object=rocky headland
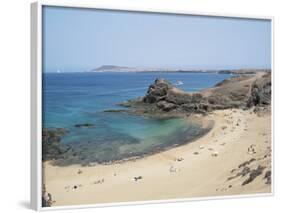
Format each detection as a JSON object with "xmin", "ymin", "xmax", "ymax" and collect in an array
[{"xmin": 119, "ymin": 72, "xmax": 271, "ymax": 115}]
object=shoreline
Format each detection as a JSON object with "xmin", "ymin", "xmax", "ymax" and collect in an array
[
  {"xmin": 43, "ymin": 108, "xmax": 271, "ymax": 206},
  {"xmin": 44, "ymin": 114, "xmax": 213, "ymax": 167}
]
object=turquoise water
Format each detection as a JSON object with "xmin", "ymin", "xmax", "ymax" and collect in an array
[{"xmin": 43, "ymin": 72, "xmax": 230, "ymax": 164}]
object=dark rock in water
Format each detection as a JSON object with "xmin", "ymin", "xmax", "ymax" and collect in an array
[
  {"xmin": 42, "ymin": 128, "xmax": 70, "ymax": 161},
  {"xmin": 51, "ymin": 131, "xmax": 143, "ymax": 166},
  {"xmin": 103, "ymin": 109, "xmax": 129, "ymax": 113},
  {"xmin": 74, "ymin": 123, "xmax": 95, "ymax": 128}
]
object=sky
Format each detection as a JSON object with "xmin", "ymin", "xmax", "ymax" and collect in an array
[{"xmin": 43, "ymin": 6, "xmax": 271, "ymax": 72}]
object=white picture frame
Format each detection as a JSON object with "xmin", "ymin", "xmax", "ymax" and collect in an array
[{"xmin": 31, "ymin": 1, "xmax": 274, "ymax": 211}]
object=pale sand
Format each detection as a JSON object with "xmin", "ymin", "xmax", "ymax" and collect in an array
[{"xmin": 43, "ymin": 109, "xmax": 272, "ymax": 206}]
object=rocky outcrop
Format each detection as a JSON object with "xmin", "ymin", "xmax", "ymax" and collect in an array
[
  {"xmin": 42, "ymin": 185, "xmax": 53, "ymax": 207},
  {"xmin": 247, "ymin": 73, "xmax": 271, "ymax": 107},
  {"xmin": 143, "ymin": 79, "xmax": 173, "ymax": 103},
  {"xmin": 122, "ymin": 72, "xmax": 271, "ymax": 115},
  {"xmin": 42, "ymin": 128, "xmax": 70, "ymax": 161},
  {"xmin": 141, "ymin": 78, "xmax": 209, "ymax": 114}
]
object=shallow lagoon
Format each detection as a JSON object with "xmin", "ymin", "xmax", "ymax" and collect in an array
[{"xmin": 43, "ymin": 72, "xmax": 230, "ymax": 164}]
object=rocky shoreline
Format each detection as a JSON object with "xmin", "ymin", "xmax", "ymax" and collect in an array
[
  {"xmin": 42, "ymin": 128, "xmax": 70, "ymax": 162},
  {"xmin": 42, "ymin": 117, "xmax": 213, "ymax": 167}
]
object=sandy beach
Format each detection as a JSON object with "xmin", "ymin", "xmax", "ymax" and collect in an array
[{"xmin": 43, "ymin": 108, "xmax": 272, "ymax": 206}]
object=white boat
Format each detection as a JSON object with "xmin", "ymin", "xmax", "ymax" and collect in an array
[
  {"xmin": 57, "ymin": 69, "xmax": 61, "ymax": 73},
  {"xmin": 175, "ymin": 80, "xmax": 184, "ymax": 86}
]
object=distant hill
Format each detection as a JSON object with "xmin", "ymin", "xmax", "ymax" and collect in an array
[
  {"xmin": 91, "ymin": 65, "xmax": 217, "ymax": 73},
  {"xmin": 92, "ymin": 65, "xmax": 133, "ymax": 72},
  {"xmin": 91, "ymin": 65, "xmax": 271, "ymax": 74}
]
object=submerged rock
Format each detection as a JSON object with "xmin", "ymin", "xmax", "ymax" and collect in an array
[
  {"xmin": 103, "ymin": 109, "xmax": 129, "ymax": 113},
  {"xmin": 42, "ymin": 128, "xmax": 70, "ymax": 161},
  {"xmin": 74, "ymin": 123, "xmax": 95, "ymax": 128}
]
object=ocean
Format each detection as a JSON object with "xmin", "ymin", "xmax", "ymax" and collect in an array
[{"xmin": 43, "ymin": 72, "xmax": 231, "ymax": 164}]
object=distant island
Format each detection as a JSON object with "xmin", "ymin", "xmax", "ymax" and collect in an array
[
  {"xmin": 92, "ymin": 65, "xmax": 132, "ymax": 72},
  {"xmin": 90, "ymin": 65, "xmax": 271, "ymax": 74}
]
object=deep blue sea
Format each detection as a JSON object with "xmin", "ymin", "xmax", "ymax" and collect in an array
[{"xmin": 43, "ymin": 72, "xmax": 231, "ymax": 164}]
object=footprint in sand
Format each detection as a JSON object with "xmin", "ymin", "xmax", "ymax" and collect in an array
[
  {"xmin": 211, "ymin": 151, "xmax": 219, "ymax": 157},
  {"xmin": 133, "ymin": 176, "xmax": 143, "ymax": 182},
  {"xmin": 175, "ymin": 157, "xmax": 184, "ymax": 162},
  {"xmin": 91, "ymin": 178, "xmax": 105, "ymax": 185},
  {"xmin": 65, "ymin": 184, "xmax": 82, "ymax": 192},
  {"xmin": 216, "ymin": 185, "xmax": 232, "ymax": 192},
  {"xmin": 72, "ymin": 184, "xmax": 82, "ymax": 190},
  {"xmin": 65, "ymin": 186, "xmax": 70, "ymax": 192},
  {"xmin": 247, "ymin": 144, "xmax": 256, "ymax": 155},
  {"xmin": 169, "ymin": 166, "xmax": 180, "ymax": 173},
  {"xmin": 221, "ymin": 126, "xmax": 227, "ymax": 130}
]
